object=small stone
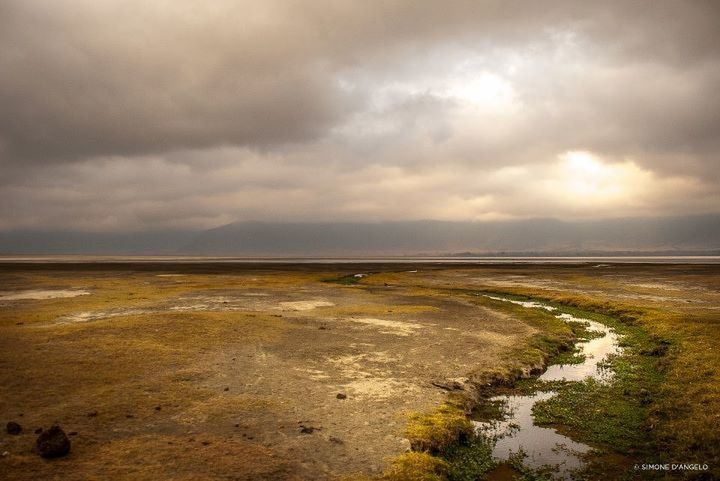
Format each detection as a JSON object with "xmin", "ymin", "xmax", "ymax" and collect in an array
[
  {"xmin": 34, "ymin": 428, "xmax": 43, "ymax": 434},
  {"xmin": 329, "ymin": 436, "xmax": 344, "ymax": 444},
  {"xmin": 224, "ymin": 387, "xmax": 229, "ymax": 392},
  {"xmin": 155, "ymin": 406, "xmax": 162, "ymax": 411},
  {"xmin": 68, "ymin": 431, "xmax": 78, "ymax": 436},
  {"xmin": 299, "ymin": 426, "xmax": 316, "ymax": 434},
  {"xmin": 234, "ymin": 423, "xmax": 240, "ymax": 428},
  {"xmin": 336, "ymin": 393, "xmax": 347, "ymax": 400},
  {"xmin": 6, "ymin": 422, "xmax": 22, "ymax": 435},
  {"xmin": 1, "ymin": 451, "xmax": 8, "ymax": 457},
  {"xmin": 125, "ymin": 414, "xmax": 134, "ymax": 419},
  {"xmin": 201, "ymin": 441, "xmax": 211, "ymax": 446},
  {"xmin": 87, "ymin": 411, "xmax": 98, "ymax": 417},
  {"xmin": 36, "ymin": 425, "xmax": 71, "ymax": 458}
]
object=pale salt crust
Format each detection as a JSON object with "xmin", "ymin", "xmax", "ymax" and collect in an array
[
  {"xmin": 0, "ymin": 289, "xmax": 90, "ymax": 300},
  {"xmin": 277, "ymin": 300, "xmax": 335, "ymax": 311}
]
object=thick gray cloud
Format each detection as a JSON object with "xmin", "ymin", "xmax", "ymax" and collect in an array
[{"xmin": 0, "ymin": 0, "xmax": 719, "ymax": 230}]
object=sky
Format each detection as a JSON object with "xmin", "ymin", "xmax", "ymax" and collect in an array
[{"xmin": 1, "ymin": 1, "xmax": 719, "ymax": 232}]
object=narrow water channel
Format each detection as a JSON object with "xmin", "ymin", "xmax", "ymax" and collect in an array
[{"xmin": 474, "ymin": 296, "xmax": 623, "ymax": 479}]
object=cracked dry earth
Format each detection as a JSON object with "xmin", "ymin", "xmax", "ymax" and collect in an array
[{"xmin": 0, "ymin": 264, "xmax": 538, "ymax": 481}]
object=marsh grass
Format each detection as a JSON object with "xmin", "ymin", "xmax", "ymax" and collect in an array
[
  {"xmin": 322, "ymin": 274, "xmax": 363, "ymax": 285},
  {"xmin": 474, "ymin": 287, "xmax": 720, "ymax": 479},
  {"xmin": 382, "ymin": 452, "xmax": 449, "ymax": 481}
]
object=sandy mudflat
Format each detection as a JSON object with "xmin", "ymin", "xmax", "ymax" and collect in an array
[{"xmin": 0, "ymin": 262, "xmax": 718, "ymax": 480}]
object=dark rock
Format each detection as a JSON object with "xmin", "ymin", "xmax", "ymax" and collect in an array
[
  {"xmin": 224, "ymin": 387, "xmax": 229, "ymax": 392},
  {"xmin": 34, "ymin": 428, "xmax": 43, "ymax": 434},
  {"xmin": 36, "ymin": 425, "xmax": 70, "ymax": 458},
  {"xmin": 68, "ymin": 431, "xmax": 78, "ymax": 436},
  {"xmin": 87, "ymin": 411, "xmax": 98, "ymax": 417},
  {"xmin": 299, "ymin": 426, "xmax": 317, "ymax": 434},
  {"xmin": 155, "ymin": 406, "xmax": 162, "ymax": 411},
  {"xmin": 639, "ymin": 388, "xmax": 653, "ymax": 405},
  {"xmin": 336, "ymin": 393, "xmax": 347, "ymax": 400},
  {"xmin": 6, "ymin": 421, "xmax": 22, "ymax": 435},
  {"xmin": 649, "ymin": 344, "xmax": 668, "ymax": 356},
  {"xmin": 125, "ymin": 414, "xmax": 134, "ymax": 419},
  {"xmin": 201, "ymin": 441, "xmax": 211, "ymax": 446},
  {"xmin": 329, "ymin": 436, "xmax": 344, "ymax": 444}
]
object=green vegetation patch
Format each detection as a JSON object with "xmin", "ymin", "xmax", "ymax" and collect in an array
[
  {"xmin": 439, "ymin": 436, "xmax": 496, "ymax": 481},
  {"xmin": 322, "ymin": 274, "xmax": 364, "ymax": 285},
  {"xmin": 382, "ymin": 452, "xmax": 449, "ymax": 481}
]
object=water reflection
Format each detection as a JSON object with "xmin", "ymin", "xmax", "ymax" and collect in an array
[{"xmin": 474, "ymin": 297, "xmax": 623, "ymax": 479}]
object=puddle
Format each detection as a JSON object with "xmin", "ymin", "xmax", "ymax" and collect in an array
[
  {"xmin": 474, "ymin": 296, "xmax": 623, "ymax": 479},
  {"xmin": 0, "ymin": 289, "xmax": 90, "ymax": 300},
  {"xmin": 541, "ymin": 314, "xmax": 620, "ymax": 382},
  {"xmin": 485, "ymin": 295, "xmax": 557, "ymax": 312}
]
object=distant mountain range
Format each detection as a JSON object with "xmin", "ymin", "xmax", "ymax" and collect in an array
[{"xmin": 1, "ymin": 215, "xmax": 719, "ymax": 256}]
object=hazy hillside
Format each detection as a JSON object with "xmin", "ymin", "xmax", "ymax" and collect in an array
[
  {"xmin": 2, "ymin": 215, "xmax": 718, "ymax": 256},
  {"xmin": 183, "ymin": 216, "xmax": 720, "ymax": 256}
]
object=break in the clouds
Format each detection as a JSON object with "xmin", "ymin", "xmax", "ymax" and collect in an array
[{"xmin": 1, "ymin": 0, "xmax": 719, "ymax": 230}]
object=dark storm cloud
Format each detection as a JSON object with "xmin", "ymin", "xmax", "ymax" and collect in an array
[{"xmin": 0, "ymin": 0, "xmax": 719, "ymax": 229}]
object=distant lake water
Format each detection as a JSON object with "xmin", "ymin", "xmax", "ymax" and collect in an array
[{"xmin": 1, "ymin": 256, "xmax": 719, "ymax": 264}]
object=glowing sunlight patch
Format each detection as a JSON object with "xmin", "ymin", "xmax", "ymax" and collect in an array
[
  {"xmin": 544, "ymin": 151, "xmax": 655, "ymax": 210},
  {"xmin": 446, "ymin": 72, "xmax": 516, "ymax": 111}
]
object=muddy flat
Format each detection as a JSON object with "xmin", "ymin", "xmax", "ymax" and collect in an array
[{"xmin": 0, "ymin": 262, "xmax": 718, "ymax": 480}]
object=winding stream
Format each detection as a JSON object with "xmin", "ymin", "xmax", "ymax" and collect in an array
[{"xmin": 474, "ymin": 296, "xmax": 623, "ymax": 479}]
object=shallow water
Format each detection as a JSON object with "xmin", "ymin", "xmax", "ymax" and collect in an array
[
  {"xmin": 540, "ymin": 314, "xmax": 621, "ymax": 382},
  {"xmin": 479, "ymin": 392, "xmax": 590, "ymax": 474},
  {"xmin": 474, "ymin": 296, "xmax": 622, "ymax": 478},
  {"xmin": 2, "ymin": 255, "xmax": 719, "ymax": 264}
]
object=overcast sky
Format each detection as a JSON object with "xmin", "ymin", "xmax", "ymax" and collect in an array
[{"xmin": 1, "ymin": 1, "xmax": 719, "ymax": 231}]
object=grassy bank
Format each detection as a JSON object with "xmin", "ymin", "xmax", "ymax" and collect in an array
[
  {"xmin": 379, "ymin": 285, "xmax": 718, "ymax": 480},
  {"xmin": 488, "ymin": 288, "xmax": 719, "ymax": 480}
]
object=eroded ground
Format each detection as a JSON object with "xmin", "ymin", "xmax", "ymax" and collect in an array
[
  {"xmin": 0, "ymin": 264, "xmax": 539, "ymax": 480},
  {"xmin": 0, "ymin": 262, "xmax": 718, "ymax": 480}
]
